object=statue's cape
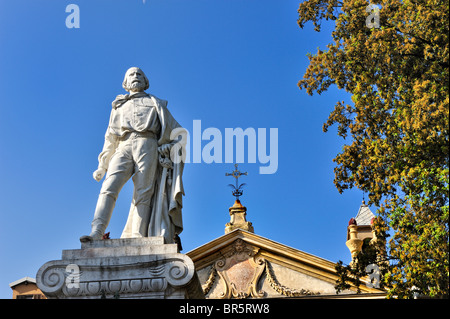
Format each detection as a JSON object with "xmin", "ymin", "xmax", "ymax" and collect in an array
[
  {"xmin": 120, "ymin": 94, "xmax": 186, "ymax": 243},
  {"xmin": 111, "ymin": 91, "xmax": 149, "ymax": 109}
]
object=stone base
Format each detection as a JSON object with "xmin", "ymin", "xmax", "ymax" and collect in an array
[{"xmin": 36, "ymin": 237, "xmax": 204, "ymax": 299}]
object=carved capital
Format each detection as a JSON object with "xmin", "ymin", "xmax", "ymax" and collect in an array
[{"xmin": 37, "ymin": 253, "xmax": 202, "ymax": 299}]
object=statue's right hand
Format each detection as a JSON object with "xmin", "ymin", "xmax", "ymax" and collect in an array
[{"xmin": 93, "ymin": 168, "xmax": 106, "ymax": 182}]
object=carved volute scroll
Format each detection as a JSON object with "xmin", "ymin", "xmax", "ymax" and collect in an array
[{"xmin": 215, "ymin": 239, "xmax": 265, "ymax": 299}]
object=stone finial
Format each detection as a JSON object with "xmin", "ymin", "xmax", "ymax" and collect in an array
[{"xmin": 225, "ymin": 200, "xmax": 254, "ymax": 234}]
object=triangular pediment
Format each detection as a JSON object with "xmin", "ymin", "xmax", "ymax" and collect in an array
[{"xmin": 186, "ymin": 229, "xmax": 384, "ymax": 299}]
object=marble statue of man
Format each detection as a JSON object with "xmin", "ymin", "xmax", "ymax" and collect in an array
[{"xmin": 80, "ymin": 67, "xmax": 186, "ymax": 244}]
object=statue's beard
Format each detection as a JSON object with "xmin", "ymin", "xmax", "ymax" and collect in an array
[{"xmin": 128, "ymin": 81, "xmax": 146, "ymax": 92}]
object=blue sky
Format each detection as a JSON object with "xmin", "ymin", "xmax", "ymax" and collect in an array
[{"xmin": 0, "ymin": 0, "xmax": 373, "ymax": 298}]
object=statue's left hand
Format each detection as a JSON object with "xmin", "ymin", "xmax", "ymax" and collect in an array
[{"xmin": 158, "ymin": 144, "xmax": 171, "ymax": 158}]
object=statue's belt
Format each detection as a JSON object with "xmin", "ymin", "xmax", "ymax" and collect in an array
[{"xmin": 118, "ymin": 131, "xmax": 157, "ymax": 141}]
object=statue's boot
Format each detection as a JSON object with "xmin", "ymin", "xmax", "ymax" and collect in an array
[
  {"xmin": 80, "ymin": 194, "xmax": 115, "ymax": 243},
  {"xmin": 130, "ymin": 203, "xmax": 151, "ymax": 238}
]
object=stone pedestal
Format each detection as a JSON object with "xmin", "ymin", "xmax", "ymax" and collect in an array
[{"xmin": 36, "ymin": 237, "xmax": 204, "ymax": 299}]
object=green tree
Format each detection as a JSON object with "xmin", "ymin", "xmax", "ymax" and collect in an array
[{"xmin": 297, "ymin": 0, "xmax": 449, "ymax": 298}]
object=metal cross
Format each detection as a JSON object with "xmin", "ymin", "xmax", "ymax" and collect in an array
[{"xmin": 226, "ymin": 164, "xmax": 248, "ymax": 200}]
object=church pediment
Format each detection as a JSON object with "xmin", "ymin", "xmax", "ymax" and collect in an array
[{"xmin": 187, "ymin": 229, "xmax": 383, "ymax": 299}]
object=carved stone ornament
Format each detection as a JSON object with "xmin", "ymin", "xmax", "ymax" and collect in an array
[
  {"xmin": 201, "ymin": 239, "xmax": 321, "ymax": 299},
  {"xmin": 264, "ymin": 260, "xmax": 318, "ymax": 297},
  {"xmin": 36, "ymin": 237, "xmax": 204, "ymax": 299},
  {"xmin": 215, "ymin": 239, "xmax": 265, "ymax": 299},
  {"xmin": 346, "ymin": 224, "xmax": 364, "ymax": 259}
]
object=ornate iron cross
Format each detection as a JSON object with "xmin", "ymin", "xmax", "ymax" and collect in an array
[{"xmin": 226, "ymin": 164, "xmax": 248, "ymax": 200}]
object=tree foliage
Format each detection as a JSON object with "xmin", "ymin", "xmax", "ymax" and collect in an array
[{"xmin": 298, "ymin": 0, "xmax": 449, "ymax": 298}]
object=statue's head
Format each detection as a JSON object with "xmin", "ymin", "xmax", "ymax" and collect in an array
[{"xmin": 122, "ymin": 67, "xmax": 149, "ymax": 92}]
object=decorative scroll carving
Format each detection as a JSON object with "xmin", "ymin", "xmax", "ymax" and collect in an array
[
  {"xmin": 165, "ymin": 259, "xmax": 192, "ymax": 287},
  {"xmin": 264, "ymin": 260, "xmax": 319, "ymax": 297},
  {"xmin": 37, "ymin": 255, "xmax": 200, "ymax": 299},
  {"xmin": 215, "ymin": 239, "xmax": 265, "ymax": 299},
  {"xmin": 202, "ymin": 265, "xmax": 217, "ymax": 295},
  {"xmin": 200, "ymin": 241, "xmax": 321, "ymax": 298},
  {"xmin": 38, "ymin": 266, "xmax": 66, "ymax": 295}
]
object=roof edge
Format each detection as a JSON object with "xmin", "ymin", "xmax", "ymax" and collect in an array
[{"xmin": 9, "ymin": 276, "xmax": 36, "ymax": 288}]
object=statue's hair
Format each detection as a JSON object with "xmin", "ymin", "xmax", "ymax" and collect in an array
[{"xmin": 122, "ymin": 67, "xmax": 149, "ymax": 92}]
